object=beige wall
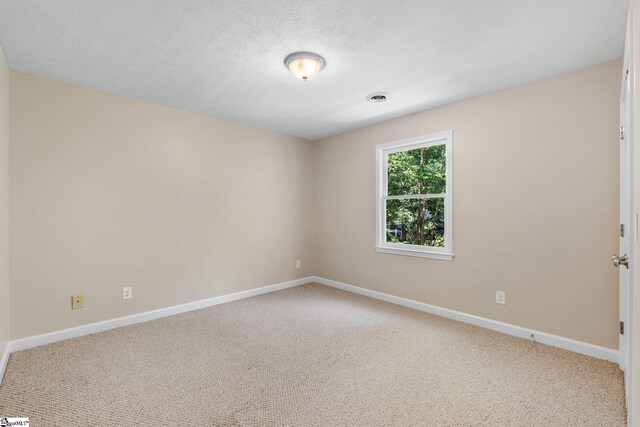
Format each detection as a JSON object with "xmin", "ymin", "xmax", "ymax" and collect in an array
[
  {"xmin": 314, "ymin": 60, "xmax": 621, "ymax": 350},
  {"xmin": 0, "ymin": 47, "xmax": 10, "ymax": 356},
  {"xmin": 9, "ymin": 72, "xmax": 314, "ymax": 339}
]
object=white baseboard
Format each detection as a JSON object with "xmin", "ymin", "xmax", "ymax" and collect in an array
[
  {"xmin": 0, "ymin": 341, "xmax": 10, "ymax": 383},
  {"xmin": 1, "ymin": 274, "xmax": 618, "ymax": 385},
  {"xmin": 311, "ymin": 276, "xmax": 620, "ymax": 364},
  {"xmin": 9, "ymin": 276, "xmax": 315, "ymax": 353}
]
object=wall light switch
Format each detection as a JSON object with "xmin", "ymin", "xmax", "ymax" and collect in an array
[
  {"xmin": 123, "ymin": 286, "xmax": 133, "ymax": 300},
  {"xmin": 71, "ymin": 295, "xmax": 84, "ymax": 309}
]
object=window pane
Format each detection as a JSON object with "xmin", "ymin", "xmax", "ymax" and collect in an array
[
  {"xmin": 386, "ymin": 198, "xmax": 445, "ymax": 247},
  {"xmin": 387, "ymin": 144, "xmax": 446, "ymax": 196}
]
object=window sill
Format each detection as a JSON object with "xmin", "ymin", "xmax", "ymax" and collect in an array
[{"xmin": 375, "ymin": 246, "xmax": 454, "ymax": 261}]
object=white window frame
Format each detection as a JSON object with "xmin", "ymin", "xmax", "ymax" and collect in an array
[{"xmin": 375, "ymin": 130, "xmax": 453, "ymax": 261}]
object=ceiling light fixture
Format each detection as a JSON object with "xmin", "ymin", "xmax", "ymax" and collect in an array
[
  {"xmin": 284, "ymin": 52, "xmax": 325, "ymax": 81},
  {"xmin": 366, "ymin": 92, "xmax": 389, "ymax": 103}
]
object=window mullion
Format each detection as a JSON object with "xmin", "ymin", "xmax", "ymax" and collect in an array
[{"xmin": 383, "ymin": 194, "xmax": 445, "ymax": 201}]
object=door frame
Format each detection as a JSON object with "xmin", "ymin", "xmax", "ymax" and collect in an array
[{"xmin": 622, "ymin": 10, "xmax": 636, "ymax": 424}]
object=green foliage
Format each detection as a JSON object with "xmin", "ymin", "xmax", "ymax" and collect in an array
[
  {"xmin": 387, "ymin": 145, "xmax": 446, "ymax": 196},
  {"xmin": 386, "ymin": 145, "xmax": 446, "ymax": 247}
]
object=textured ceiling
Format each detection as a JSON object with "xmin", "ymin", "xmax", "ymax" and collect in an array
[{"xmin": 0, "ymin": 0, "xmax": 628, "ymax": 140}]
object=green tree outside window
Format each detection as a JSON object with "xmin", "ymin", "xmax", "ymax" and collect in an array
[{"xmin": 386, "ymin": 144, "xmax": 446, "ymax": 247}]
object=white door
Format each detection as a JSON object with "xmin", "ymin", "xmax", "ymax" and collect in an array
[{"xmin": 617, "ymin": 24, "xmax": 633, "ymax": 408}]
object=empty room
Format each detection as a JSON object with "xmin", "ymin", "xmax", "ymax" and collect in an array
[{"xmin": 1, "ymin": 0, "xmax": 640, "ymax": 426}]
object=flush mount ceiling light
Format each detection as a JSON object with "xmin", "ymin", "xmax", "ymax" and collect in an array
[
  {"xmin": 284, "ymin": 52, "xmax": 325, "ymax": 81},
  {"xmin": 366, "ymin": 92, "xmax": 389, "ymax": 103}
]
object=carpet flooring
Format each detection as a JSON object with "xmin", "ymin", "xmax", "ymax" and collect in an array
[{"xmin": 0, "ymin": 283, "xmax": 626, "ymax": 426}]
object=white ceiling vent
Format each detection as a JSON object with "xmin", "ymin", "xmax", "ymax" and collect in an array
[{"xmin": 366, "ymin": 92, "xmax": 389, "ymax": 103}]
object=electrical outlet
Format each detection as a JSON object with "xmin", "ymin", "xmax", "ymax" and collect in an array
[
  {"xmin": 71, "ymin": 295, "xmax": 84, "ymax": 309},
  {"xmin": 496, "ymin": 291, "xmax": 506, "ymax": 305},
  {"xmin": 296, "ymin": 259, "xmax": 301, "ymax": 269},
  {"xmin": 122, "ymin": 286, "xmax": 133, "ymax": 300}
]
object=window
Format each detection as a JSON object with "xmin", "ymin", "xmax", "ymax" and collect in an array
[{"xmin": 375, "ymin": 130, "xmax": 453, "ymax": 260}]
